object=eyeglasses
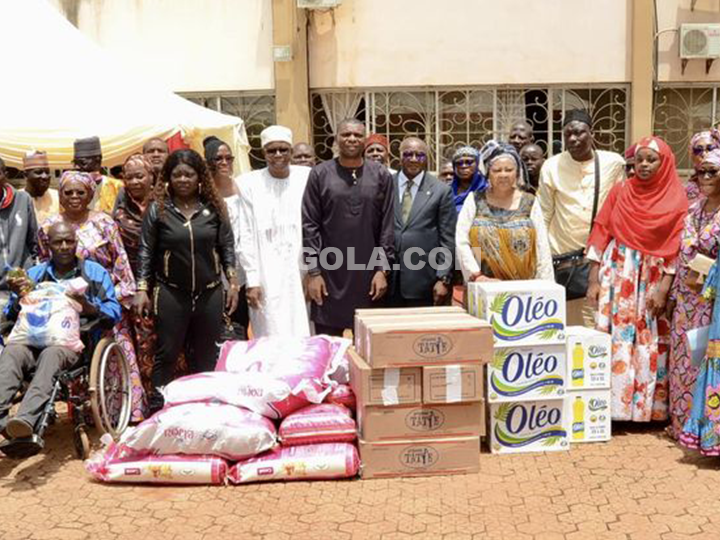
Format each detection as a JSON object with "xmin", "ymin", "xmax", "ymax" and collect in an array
[
  {"xmin": 692, "ymin": 144, "xmax": 719, "ymax": 156},
  {"xmin": 455, "ymin": 159, "xmax": 476, "ymax": 167},
  {"xmin": 215, "ymin": 155, "xmax": 234, "ymax": 163},
  {"xmin": 699, "ymin": 168, "xmax": 720, "ymax": 177},
  {"xmin": 265, "ymin": 147, "xmax": 291, "ymax": 156},
  {"xmin": 401, "ymin": 151, "xmax": 427, "ymax": 161}
]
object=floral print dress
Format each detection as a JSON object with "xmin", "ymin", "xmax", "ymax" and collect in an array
[
  {"xmin": 596, "ymin": 239, "xmax": 672, "ymax": 421},
  {"xmin": 667, "ymin": 200, "xmax": 720, "ymax": 438},
  {"xmin": 38, "ymin": 211, "xmax": 146, "ymax": 421},
  {"xmin": 680, "ymin": 261, "xmax": 720, "ymax": 455}
]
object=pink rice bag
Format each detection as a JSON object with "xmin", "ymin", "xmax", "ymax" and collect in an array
[
  {"xmin": 228, "ymin": 443, "xmax": 359, "ymax": 484},
  {"xmin": 86, "ymin": 442, "xmax": 227, "ymax": 485},
  {"xmin": 117, "ymin": 402, "xmax": 277, "ymax": 461},
  {"xmin": 279, "ymin": 404, "xmax": 356, "ymax": 446},
  {"xmin": 161, "ymin": 371, "xmax": 294, "ymax": 420},
  {"xmin": 215, "ymin": 336, "xmax": 351, "ymax": 418},
  {"xmin": 325, "ymin": 384, "xmax": 356, "ymax": 412}
]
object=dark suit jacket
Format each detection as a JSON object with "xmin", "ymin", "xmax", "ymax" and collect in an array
[{"xmin": 392, "ymin": 171, "xmax": 457, "ymax": 301}]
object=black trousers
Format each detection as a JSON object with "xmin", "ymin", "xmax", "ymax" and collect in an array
[
  {"xmin": 152, "ymin": 283, "xmax": 224, "ymax": 391},
  {"xmin": 313, "ymin": 322, "xmax": 345, "ymax": 337}
]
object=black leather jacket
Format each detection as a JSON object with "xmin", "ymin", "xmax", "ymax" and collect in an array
[{"xmin": 137, "ymin": 200, "xmax": 236, "ymax": 293}]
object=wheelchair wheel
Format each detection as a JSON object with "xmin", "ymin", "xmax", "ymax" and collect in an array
[
  {"xmin": 89, "ymin": 337, "xmax": 132, "ymax": 439},
  {"xmin": 74, "ymin": 425, "xmax": 91, "ymax": 460}
]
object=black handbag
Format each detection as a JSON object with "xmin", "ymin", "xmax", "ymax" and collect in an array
[{"xmin": 552, "ymin": 152, "xmax": 600, "ymax": 301}]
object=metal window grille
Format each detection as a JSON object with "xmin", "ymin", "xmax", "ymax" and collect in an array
[
  {"xmin": 311, "ymin": 85, "xmax": 629, "ymax": 171},
  {"xmin": 180, "ymin": 92, "xmax": 276, "ymax": 169},
  {"xmin": 653, "ymin": 85, "xmax": 720, "ymax": 173}
]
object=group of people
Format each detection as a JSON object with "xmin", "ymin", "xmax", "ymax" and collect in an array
[{"xmin": 1, "ymin": 107, "xmax": 719, "ymax": 459}]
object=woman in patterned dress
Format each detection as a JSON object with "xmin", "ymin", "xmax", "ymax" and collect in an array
[
  {"xmin": 586, "ymin": 137, "xmax": 688, "ymax": 422},
  {"xmin": 667, "ymin": 150, "xmax": 720, "ymax": 438},
  {"xmin": 38, "ymin": 171, "xmax": 145, "ymax": 421},
  {"xmin": 456, "ymin": 141, "xmax": 554, "ymax": 283},
  {"xmin": 685, "ymin": 129, "xmax": 720, "ymax": 203}
]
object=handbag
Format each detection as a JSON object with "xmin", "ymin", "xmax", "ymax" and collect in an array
[{"xmin": 552, "ymin": 151, "xmax": 600, "ymax": 301}]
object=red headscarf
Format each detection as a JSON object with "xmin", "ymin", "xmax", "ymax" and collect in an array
[
  {"xmin": 365, "ymin": 133, "xmax": 389, "ymax": 151},
  {"xmin": 590, "ymin": 136, "xmax": 688, "ymax": 261}
]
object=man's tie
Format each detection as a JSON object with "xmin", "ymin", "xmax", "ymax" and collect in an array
[{"xmin": 401, "ymin": 181, "xmax": 413, "ymax": 224}]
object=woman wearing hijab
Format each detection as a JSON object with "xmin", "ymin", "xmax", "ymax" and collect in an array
[
  {"xmin": 586, "ymin": 137, "xmax": 688, "ymax": 422},
  {"xmin": 451, "ymin": 146, "xmax": 487, "ymax": 213},
  {"xmin": 456, "ymin": 141, "xmax": 553, "ymax": 283},
  {"xmin": 667, "ymin": 149, "xmax": 720, "ymax": 440},
  {"xmin": 686, "ymin": 129, "xmax": 720, "ymax": 202},
  {"xmin": 38, "ymin": 171, "xmax": 145, "ymax": 421}
]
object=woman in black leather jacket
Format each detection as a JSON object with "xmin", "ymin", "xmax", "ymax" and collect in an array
[{"xmin": 134, "ymin": 149, "xmax": 239, "ymax": 412}]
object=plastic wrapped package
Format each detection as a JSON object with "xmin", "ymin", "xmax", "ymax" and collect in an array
[
  {"xmin": 279, "ymin": 404, "xmax": 356, "ymax": 446},
  {"xmin": 161, "ymin": 371, "xmax": 294, "ymax": 420},
  {"xmin": 228, "ymin": 443, "xmax": 360, "ymax": 484},
  {"xmin": 215, "ymin": 336, "xmax": 351, "ymax": 418},
  {"xmin": 325, "ymin": 384, "xmax": 356, "ymax": 412},
  {"xmin": 117, "ymin": 402, "xmax": 277, "ymax": 461}
]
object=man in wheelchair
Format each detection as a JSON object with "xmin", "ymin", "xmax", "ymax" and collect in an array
[{"xmin": 0, "ymin": 222, "xmax": 121, "ymax": 458}]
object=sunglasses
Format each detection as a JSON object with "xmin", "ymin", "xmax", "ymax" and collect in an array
[
  {"xmin": 692, "ymin": 144, "xmax": 719, "ymax": 156},
  {"xmin": 699, "ymin": 168, "xmax": 720, "ymax": 177},
  {"xmin": 402, "ymin": 151, "xmax": 427, "ymax": 161},
  {"xmin": 214, "ymin": 155, "xmax": 234, "ymax": 163},
  {"xmin": 265, "ymin": 147, "xmax": 291, "ymax": 156},
  {"xmin": 455, "ymin": 159, "xmax": 476, "ymax": 167}
]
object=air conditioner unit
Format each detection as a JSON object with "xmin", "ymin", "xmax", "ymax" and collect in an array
[
  {"xmin": 680, "ymin": 23, "xmax": 720, "ymax": 59},
  {"xmin": 297, "ymin": 0, "xmax": 342, "ymax": 9}
]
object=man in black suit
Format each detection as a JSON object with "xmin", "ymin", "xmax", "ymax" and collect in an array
[{"xmin": 391, "ymin": 137, "xmax": 457, "ymax": 307}]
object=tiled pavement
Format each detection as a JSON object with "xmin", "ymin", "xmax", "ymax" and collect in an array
[{"xmin": 1, "ymin": 419, "xmax": 719, "ymax": 540}]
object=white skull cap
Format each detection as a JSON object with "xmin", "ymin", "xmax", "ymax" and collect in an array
[{"xmin": 260, "ymin": 125, "xmax": 293, "ymax": 148}]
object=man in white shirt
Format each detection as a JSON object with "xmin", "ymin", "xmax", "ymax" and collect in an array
[
  {"xmin": 537, "ymin": 109, "xmax": 625, "ymax": 326},
  {"xmin": 237, "ymin": 125, "xmax": 310, "ymax": 338},
  {"xmin": 391, "ymin": 137, "xmax": 456, "ymax": 306}
]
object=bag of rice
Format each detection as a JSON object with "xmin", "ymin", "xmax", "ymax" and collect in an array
[
  {"xmin": 279, "ymin": 404, "xmax": 356, "ymax": 446},
  {"xmin": 161, "ymin": 371, "xmax": 293, "ymax": 420},
  {"xmin": 325, "ymin": 384, "xmax": 356, "ymax": 412},
  {"xmin": 118, "ymin": 402, "xmax": 277, "ymax": 461},
  {"xmin": 228, "ymin": 443, "xmax": 359, "ymax": 484},
  {"xmin": 86, "ymin": 442, "xmax": 227, "ymax": 485},
  {"xmin": 216, "ymin": 336, "xmax": 351, "ymax": 418}
]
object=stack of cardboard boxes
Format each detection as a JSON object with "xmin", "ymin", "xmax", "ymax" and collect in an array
[
  {"xmin": 468, "ymin": 280, "xmax": 613, "ymax": 453},
  {"xmin": 350, "ymin": 307, "xmax": 493, "ymax": 478}
]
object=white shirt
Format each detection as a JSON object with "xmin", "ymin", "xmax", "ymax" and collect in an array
[{"xmin": 398, "ymin": 171, "xmax": 423, "ymax": 204}]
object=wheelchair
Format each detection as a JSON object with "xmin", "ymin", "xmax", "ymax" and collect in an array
[{"xmin": 0, "ymin": 317, "xmax": 133, "ymax": 460}]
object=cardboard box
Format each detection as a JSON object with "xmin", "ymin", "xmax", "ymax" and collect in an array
[
  {"xmin": 348, "ymin": 348, "xmax": 422, "ymax": 406},
  {"xmin": 489, "ymin": 398, "xmax": 570, "ymax": 454},
  {"xmin": 365, "ymin": 318, "xmax": 493, "ymax": 368},
  {"xmin": 423, "ymin": 364, "xmax": 483, "ymax": 404},
  {"xmin": 356, "ymin": 311, "xmax": 472, "ymax": 358},
  {"xmin": 355, "ymin": 306, "xmax": 464, "ymax": 349},
  {"xmin": 358, "ymin": 401, "xmax": 485, "ymax": 441},
  {"xmin": 487, "ymin": 345, "xmax": 566, "ymax": 403},
  {"xmin": 567, "ymin": 389, "xmax": 611, "ymax": 443},
  {"xmin": 467, "ymin": 280, "xmax": 566, "ymax": 347},
  {"xmin": 565, "ymin": 326, "xmax": 612, "ymax": 390},
  {"xmin": 359, "ymin": 436, "xmax": 480, "ymax": 478}
]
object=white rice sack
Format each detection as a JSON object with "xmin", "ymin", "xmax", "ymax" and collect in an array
[
  {"xmin": 118, "ymin": 402, "xmax": 277, "ymax": 461},
  {"xmin": 161, "ymin": 372, "xmax": 293, "ymax": 420}
]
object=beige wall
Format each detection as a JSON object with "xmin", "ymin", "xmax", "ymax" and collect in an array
[
  {"xmin": 49, "ymin": 0, "xmax": 274, "ymax": 92},
  {"xmin": 657, "ymin": 0, "xmax": 720, "ymax": 82},
  {"xmin": 308, "ymin": 0, "xmax": 632, "ymax": 88}
]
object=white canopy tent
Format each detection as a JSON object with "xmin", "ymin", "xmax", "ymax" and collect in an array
[{"xmin": 0, "ymin": 0, "xmax": 251, "ymax": 173}]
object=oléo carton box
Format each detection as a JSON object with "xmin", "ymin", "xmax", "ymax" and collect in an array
[
  {"xmin": 487, "ymin": 345, "xmax": 566, "ymax": 403},
  {"xmin": 359, "ymin": 436, "xmax": 480, "ymax": 479},
  {"xmin": 565, "ymin": 326, "xmax": 612, "ymax": 389},
  {"xmin": 567, "ymin": 389, "xmax": 611, "ymax": 443},
  {"xmin": 467, "ymin": 280, "xmax": 566, "ymax": 347},
  {"xmin": 489, "ymin": 398, "xmax": 570, "ymax": 454}
]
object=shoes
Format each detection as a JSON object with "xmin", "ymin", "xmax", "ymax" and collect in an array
[
  {"xmin": 6, "ymin": 418, "xmax": 34, "ymax": 439},
  {"xmin": 0, "ymin": 434, "xmax": 44, "ymax": 459}
]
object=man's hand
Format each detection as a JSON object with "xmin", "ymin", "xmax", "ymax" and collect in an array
[
  {"xmin": 66, "ymin": 292, "xmax": 98, "ymax": 316},
  {"xmin": 307, "ymin": 274, "xmax": 328, "ymax": 306},
  {"xmin": 7, "ymin": 276, "xmax": 32, "ymax": 298},
  {"xmin": 246, "ymin": 287, "xmax": 263, "ymax": 309},
  {"xmin": 469, "ymin": 272, "xmax": 499, "ymax": 282},
  {"xmin": 433, "ymin": 280, "xmax": 449, "ymax": 305},
  {"xmin": 369, "ymin": 271, "xmax": 388, "ymax": 301},
  {"xmin": 586, "ymin": 281, "xmax": 601, "ymax": 309}
]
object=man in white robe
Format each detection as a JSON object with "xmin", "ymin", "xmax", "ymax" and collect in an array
[{"xmin": 236, "ymin": 125, "xmax": 311, "ymax": 337}]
